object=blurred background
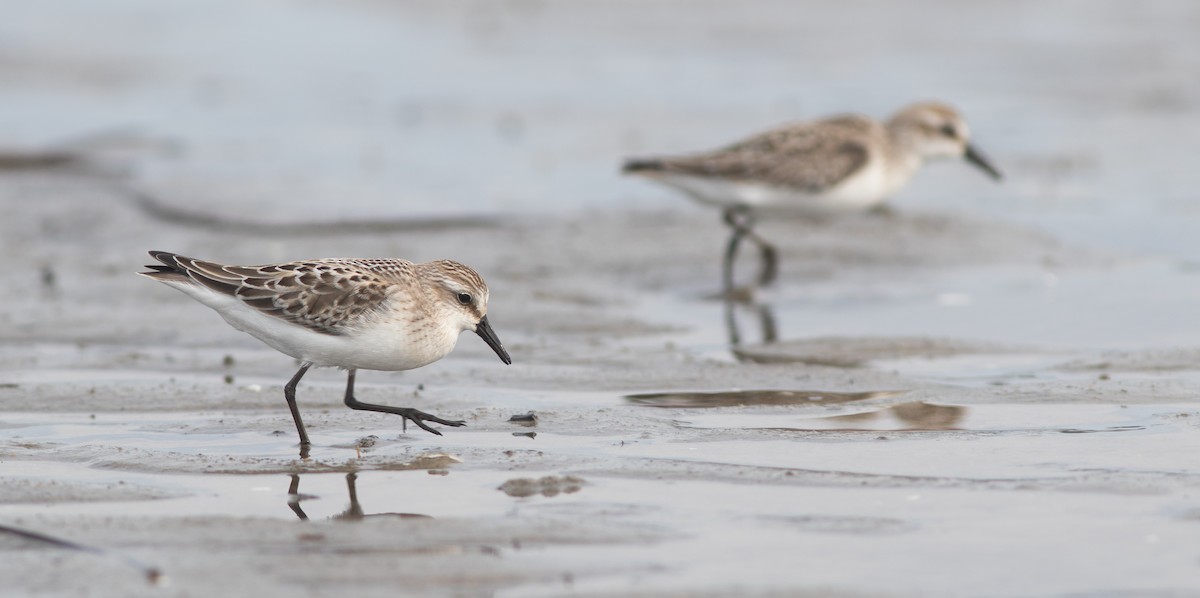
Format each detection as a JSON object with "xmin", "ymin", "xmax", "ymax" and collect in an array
[
  {"xmin": 4, "ymin": 2, "xmax": 1200, "ymax": 595},
  {"xmin": 5, "ymin": 0, "xmax": 1200, "ymax": 354},
  {"xmin": 1, "ymin": 0, "xmax": 1196, "ymax": 248}
]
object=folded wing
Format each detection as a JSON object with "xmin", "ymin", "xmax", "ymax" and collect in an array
[{"xmin": 141, "ymin": 251, "xmax": 392, "ymax": 335}]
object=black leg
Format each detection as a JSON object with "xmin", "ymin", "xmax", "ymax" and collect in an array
[
  {"xmin": 748, "ymin": 231, "xmax": 779, "ymax": 286},
  {"xmin": 284, "ymin": 363, "xmax": 313, "ymax": 458},
  {"xmin": 721, "ymin": 207, "xmax": 778, "ymax": 290},
  {"xmin": 722, "ymin": 226, "xmax": 747, "ymax": 293},
  {"xmin": 722, "ymin": 208, "xmax": 751, "ymax": 293},
  {"xmin": 341, "ymin": 369, "xmax": 466, "ymax": 436}
]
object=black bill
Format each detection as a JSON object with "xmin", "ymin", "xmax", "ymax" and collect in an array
[
  {"xmin": 475, "ymin": 315, "xmax": 512, "ymax": 365},
  {"xmin": 964, "ymin": 143, "xmax": 1003, "ymax": 181}
]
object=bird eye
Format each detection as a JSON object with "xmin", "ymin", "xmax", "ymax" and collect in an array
[
  {"xmin": 457, "ymin": 292, "xmax": 472, "ymax": 305},
  {"xmin": 940, "ymin": 124, "xmax": 958, "ymax": 138}
]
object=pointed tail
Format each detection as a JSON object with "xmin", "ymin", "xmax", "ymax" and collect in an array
[{"xmin": 621, "ymin": 158, "xmax": 666, "ymax": 174}]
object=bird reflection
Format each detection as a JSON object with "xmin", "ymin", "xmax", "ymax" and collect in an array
[
  {"xmin": 721, "ymin": 296, "xmax": 872, "ymax": 367},
  {"xmin": 891, "ymin": 402, "xmax": 965, "ymax": 429},
  {"xmin": 815, "ymin": 401, "xmax": 967, "ymax": 430},
  {"xmin": 287, "ymin": 473, "xmax": 432, "ymax": 522}
]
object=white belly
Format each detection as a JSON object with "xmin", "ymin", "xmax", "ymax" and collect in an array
[
  {"xmin": 646, "ymin": 156, "xmax": 912, "ymax": 216},
  {"xmin": 163, "ymin": 281, "xmax": 459, "ymax": 371}
]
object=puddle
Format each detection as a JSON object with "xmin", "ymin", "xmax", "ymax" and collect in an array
[
  {"xmin": 3, "ymin": 403, "xmax": 1200, "ymax": 597},
  {"xmin": 754, "ymin": 514, "xmax": 917, "ymax": 535},
  {"xmin": 497, "ymin": 475, "xmax": 586, "ymax": 498},
  {"xmin": 673, "ymin": 403, "xmax": 1176, "ymax": 433},
  {"xmin": 870, "ymin": 353, "xmax": 1083, "ymax": 387},
  {"xmin": 0, "ymin": 412, "xmax": 313, "ymax": 463},
  {"xmin": 794, "ymin": 401, "xmax": 969, "ymax": 431},
  {"xmin": 0, "ymin": 410, "xmax": 596, "ymax": 475},
  {"xmin": 0, "ymin": 461, "xmax": 538, "ymax": 521},
  {"xmin": 287, "ymin": 472, "xmax": 435, "ymax": 522},
  {"xmin": 3, "ymin": 0, "xmax": 1200, "ymax": 593},
  {"xmin": 624, "ymin": 389, "xmax": 904, "ymax": 408},
  {"xmin": 745, "ymin": 264, "xmax": 1200, "ymax": 359}
]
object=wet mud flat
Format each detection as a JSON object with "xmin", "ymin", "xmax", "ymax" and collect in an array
[
  {"xmin": 4, "ymin": 0, "xmax": 1200, "ymax": 595},
  {"xmin": 3, "ymin": 171, "xmax": 1200, "ymax": 597}
]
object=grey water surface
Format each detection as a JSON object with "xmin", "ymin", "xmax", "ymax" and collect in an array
[{"xmin": 2, "ymin": 1, "xmax": 1200, "ymax": 596}]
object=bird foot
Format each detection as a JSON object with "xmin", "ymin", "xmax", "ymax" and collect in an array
[{"xmin": 398, "ymin": 408, "xmax": 467, "ymax": 436}]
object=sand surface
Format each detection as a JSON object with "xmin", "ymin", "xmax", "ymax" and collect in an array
[{"xmin": 2, "ymin": 1, "xmax": 1200, "ymax": 596}]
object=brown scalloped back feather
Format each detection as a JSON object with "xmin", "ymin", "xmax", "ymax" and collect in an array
[
  {"xmin": 141, "ymin": 251, "xmax": 403, "ymax": 336},
  {"xmin": 623, "ymin": 115, "xmax": 877, "ymax": 193}
]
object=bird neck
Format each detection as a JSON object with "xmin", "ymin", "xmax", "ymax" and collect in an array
[{"xmin": 881, "ymin": 130, "xmax": 925, "ymax": 191}]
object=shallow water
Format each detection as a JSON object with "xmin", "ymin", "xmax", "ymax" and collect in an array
[
  {"xmin": 674, "ymin": 402, "xmax": 1163, "ymax": 433},
  {"xmin": 3, "ymin": 0, "xmax": 1200, "ymax": 596},
  {"xmin": 3, "ymin": 399, "xmax": 1200, "ymax": 595}
]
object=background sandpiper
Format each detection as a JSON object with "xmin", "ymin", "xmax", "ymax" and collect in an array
[{"xmin": 623, "ymin": 101, "xmax": 1003, "ymax": 290}]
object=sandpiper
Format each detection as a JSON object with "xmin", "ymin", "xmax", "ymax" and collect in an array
[
  {"xmin": 139, "ymin": 251, "xmax": 512, "ymax": 457},
  {"xmin": 623, "ymin": 101, "xmax": 1003, "ymax": 290}
]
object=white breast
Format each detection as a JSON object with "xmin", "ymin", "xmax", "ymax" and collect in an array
[
  {"xmin": 648, "ymin": 156, "xmax": 908, "ymax": 217},
  {"xmin": 161, "ymin": 280, "xmax": 461, "ymax": 371}
]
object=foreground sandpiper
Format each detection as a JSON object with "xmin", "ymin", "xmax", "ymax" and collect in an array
[
  {"xmin": 140, "ymin": 251, "xmax": 511, "ymax": 457},
  {"xmin": 623, "ymin": 101, "xmax": 1003, "ymax": 289}
]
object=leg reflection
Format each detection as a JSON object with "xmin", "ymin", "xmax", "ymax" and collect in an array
[
  {"xmin": 332, "ymin": 472, "xmax": 365, "ymax": 521},
  {"xmin": 286, "ymin": 473, "xmax": 433, "ymax": 521},
  {"xmin": 724, "ymin": 296, "xmax": 779, "ymax": 355},
  {"xmin": 287, "ymin": 474, "xmax": 311, "ymax": 521}
]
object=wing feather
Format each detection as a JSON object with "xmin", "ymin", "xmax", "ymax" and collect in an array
[
  {"xmin": 638, "ymin": 115, "xmax": 876, "ymax": 193},
  {"xmin": 142, "ymin": 251, "xmax": 401, "ymax": 335}
]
